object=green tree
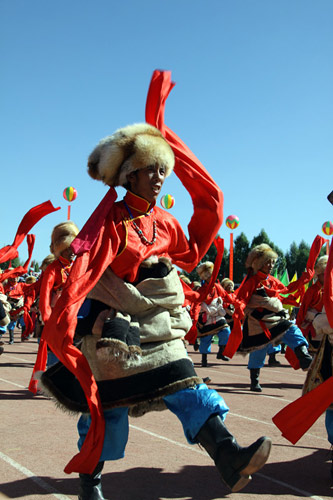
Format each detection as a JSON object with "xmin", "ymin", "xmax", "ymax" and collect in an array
[
  {"xmin": 250, "ymin": 229, "xmax": 285, "ymax": 276},
  {"xmin": 232, "ymin": 232, "xmax": 250, "ymax": 284},
  {"xmin": 182, "ymin": 235, "xmax": 228, "ymax": 283},
  {"xmin": 285, "ymin": 240, "xmax": 310, "ymax": 277}
]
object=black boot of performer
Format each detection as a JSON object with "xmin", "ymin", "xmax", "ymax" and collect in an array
[
  {"xmin": 268, "ymin": 353, "xmax": 281, "ymax": 366},
  {"xmin": 193, "ymin": 339, "xmax": 199, "ymax": 351},
  {"xmin": 78, "ymin": 461, "xmax": 105, "ymax": 500},
  {"xmin": 294, "ymin": 345, "xmax": 312, "ymax": 371},
  {"xmin": 250, "ymin": 368, "xmax": 262, "ymax": 392},
  {"xmin": 196, "ymin": 415, "xmax": 272, "ymax": 492},
  {"xmin": 216, "ymin": 345, "xmax": 230, "ymax": 361},
  {"xmin": 201, "ymin": 353, "xmax": 208, "ymax": 367},
  {"xmin": 8, "ymin": 330, "xmax": 14, "ymax": 344}
]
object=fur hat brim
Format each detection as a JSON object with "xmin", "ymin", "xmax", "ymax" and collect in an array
[
  {"xmin": 196, "ymin": 261, "xmax": 214, "ymax": 281},
  {"xmin": 245, "ymin": 244, "xmax": 278, "ymax": 274},
  {"xmin": 87, "ymin": 123, "xmax": 175, "ymax": 187},
  {"xmin": 50, "ymin": 221, "xmax": 79, "ymax": 258},
  {"xmin": 314, "ymin": 255, "xmax": 328, "ymax": 275}
]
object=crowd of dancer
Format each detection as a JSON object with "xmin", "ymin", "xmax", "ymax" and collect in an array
[{"xmin": 0, "ymin": 69, "xmax": 332, "ymax": 499}]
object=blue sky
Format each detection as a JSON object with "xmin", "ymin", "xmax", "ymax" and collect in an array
[{"xmin": 1, "ymin": 0, "xmax": 332, "ymax": 265}]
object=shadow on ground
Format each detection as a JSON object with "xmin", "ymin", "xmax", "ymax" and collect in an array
[{"xmin": 1, "ymin": 448, "xmax": 332, "ymax": 499}]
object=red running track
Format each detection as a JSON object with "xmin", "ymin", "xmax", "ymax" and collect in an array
[{"xmin": 0, "ymin": 329, "xmax": 332, "ymax": 500}]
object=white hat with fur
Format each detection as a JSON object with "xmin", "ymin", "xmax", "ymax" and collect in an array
[
  {"xmin": 314, "ymin": 255, "xmax": 328, "ymax": 275},
  {"xmin": 245, "ymin": 244, "xmax": 278, "ymax": 274},
  {"xmin": 196, "ymin": 261, "xmax": 214, "ymax": 281},
  {"xmin": 87, "ymin": 123, "xmax": 175, "ymax": 187},
  {"xmin": 50, "ymin": 221, "xmax": 79, "ymax": 258}
]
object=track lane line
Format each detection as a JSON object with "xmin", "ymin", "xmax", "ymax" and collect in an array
[{"xmin": 0, "ymin": 452, "xmax": 71, "ymax": 500}]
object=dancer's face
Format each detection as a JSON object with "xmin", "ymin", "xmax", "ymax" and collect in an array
[
  {"xmin": 127, "ymin": 164, "xmax": 166, "ymax": 203},
  {"xmin": 260, "ymin": 258, "xmax": 276, "ymax": 275},
  {"xmin": 60, "ymin": 247, "xmax": 75, "ymax": 262},
  {"xmin": 317, "ymin": 272, "xmax": 325, "ymax": 285}
]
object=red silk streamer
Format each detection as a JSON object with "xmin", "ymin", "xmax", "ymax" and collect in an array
[
  {"xmin": 0, "ymin": 235, "xmax": 36, "ymax": 282},
  {"xmin": 145, "ymin": 70, "xmax": 224, "ymax": 266},
  {"xmin": 272, "ymin": 376, "xmax": 333, "ymax": 444},
  {"xmin": 29, "ymin": 337, "xmax": 48, "ymax": 393},
  {"xmin": 0, "ymin": 201, "xmax": 60, "ymax": 264},
  {"xmin": 229, "ymin": 232, "xmax": 234, "ymax": 281}
]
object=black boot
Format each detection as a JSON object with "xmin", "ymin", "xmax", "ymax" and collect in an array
[
  {"xmin": 216, "ymin": 345, "xmax": 230, "ymax": 361},
  {"xmin": 250, "ymin": 368, "xmax": 262, "ymax": 392},
  {"xmin": 8, "ymin": 330, "xmax": 14, "ymax": 344},
  {"xmin": 193, "ymin": 339, "xmax": 199, "ymax": 351},
  {"xmin": 196, "ymin": 415, "xmax": 271, "ymax": 492},
  {"xmin": 78, "ymin": 461, "xmax": 105, "ymax": 500},
  {"xmin": 294, "ymin": 345, "xmax": 312, "ymax": 371},
  {"xmin": 268, "ymin": 353, "xmax": 281, "ymax": 366},
  {"xmin": 201, "ymin": 353, "xmax": 208, "ymax": 367}
]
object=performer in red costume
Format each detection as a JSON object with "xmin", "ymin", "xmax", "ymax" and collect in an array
[
  {"xmin": 296, "ymin": 255, "xmax": 327, "ymax": 349},
  {"xmin": 40, "ymin": 70, "xmax": 271, "ymax": 498},
  {"xmin": 224, "ymin": 242, "xmax": 326, "ymax": 392},
  {"xmin": 29, "ymin": 223, "xmax": 78, "ymax": 393}
]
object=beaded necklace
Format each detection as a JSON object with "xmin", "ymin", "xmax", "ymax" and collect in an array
[{"xmin": 123, "ymin": 201, "xmax": 156, "ymax": 246}]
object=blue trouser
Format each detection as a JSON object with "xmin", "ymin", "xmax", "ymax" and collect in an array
[
  {"xmin": 199, "ymin": 327, "xmax": 231, "ymax": 354},
  {"xmin": 7, "ymin": 320, "xmax": 16, "ymax": 341},
  {"xmin": 77, "ymin": 383, "xmax": 229, "ymax": 461},
  {"xmin": 326, "ymin": 409, "xmax": 333, "ymax": 445},
  {"xmin": 267, "ymin": 344, "xmax": 281, "ymax": 354},
  {"xmin": 47, "ymin": 351, "xmax": 59, "ymax": 368},
  {"xmin": 248, "ymin": 324, "xmax": 308, "ymax": 369}
]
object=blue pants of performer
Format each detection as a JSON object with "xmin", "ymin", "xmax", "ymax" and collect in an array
[
  {"xmin": 199, "ymin": 327, "xmax": 231, "ymax": 354},
  {"xmin": 247, "ymin": 324, "xmax": 308, "ymax": 369},
  {"xmin": 267, "ymin": 344, "xmax": 281, "ymax": 355},
  {"xmin": 326, "ymin": 409, "xmax": 333, "ymax": 445},
  {"xmin": 7, "ymin": 320, "xmax": 16, "ymax": 343},
  {"xmin": 77, "ymin": 383, "xmax": 229, "ymax": 461}
]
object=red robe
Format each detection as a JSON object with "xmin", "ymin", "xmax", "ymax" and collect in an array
[
  {"xmin": 296, "ymin": 280, "xmax": 323, "ymax": 338},
  {"xmin": 29, "ymin": 257, "xmax": 73, "ymax": 393}
]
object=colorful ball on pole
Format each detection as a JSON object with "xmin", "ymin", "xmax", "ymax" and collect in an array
[
  {"xmin": 63, "ymin": 186, "xmax": 77, "ymax": 203},
  {"xmin": 322, "ymin": 220, "xmax": 333, "ymax": 236},
  {"xmin": 226, "ymin": 215, "xmax": 240, "ymax": 230},
  {"xmin": 160, "ymin": 194, "xmax": 175, "ymax": 209}
]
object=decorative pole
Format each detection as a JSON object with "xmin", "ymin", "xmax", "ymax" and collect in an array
[
  {"xmin": 63, "ymin": 186, "xmax": 78, "ymax": 220},
  {"xmin": 225, "ymin": 215, "xmax": 240, "ymax": 281},
  {"xmin": 321, "ymin": 220, "xmax": 333, "ymax": 255}
]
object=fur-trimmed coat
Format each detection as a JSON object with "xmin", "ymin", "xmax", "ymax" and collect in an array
[{"xmin": 240, "ymin": 287, "xmax": 292, "ymax": 352}]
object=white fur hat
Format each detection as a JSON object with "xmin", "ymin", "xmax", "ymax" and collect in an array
[
  {"xmin": 221, "ymin": 278, "xmax": 234, "ymax": 289},
  {"xmin": 314, "ymin": 255, "xmax": 328, "ymax": 275},
  {"xmin": 87, "ymin": 123, "xmax": 175, "ymax": 187},
  {"xmin": 40, "ymin": 254, "xmax": 56, "ymax": 271},
  {"xmin": 245, "ymin": 244, "xmax": 278, "ymax": 273},
  {"xmin": 50, "ymin": 221, "xmax": 79, "ymax": 258},
  {"xmin": 196, "ymin": 261, "xmax": 214, "ymax": 281}
]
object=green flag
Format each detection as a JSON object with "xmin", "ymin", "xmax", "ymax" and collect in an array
[{"xmin": 279, "ymin": 269, "xmax": 289, "ymax": 286}]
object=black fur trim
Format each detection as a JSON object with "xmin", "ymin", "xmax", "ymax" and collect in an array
[{"xmin": 40, "ymin": 358, "xmax": 200, "ymax": 413}]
